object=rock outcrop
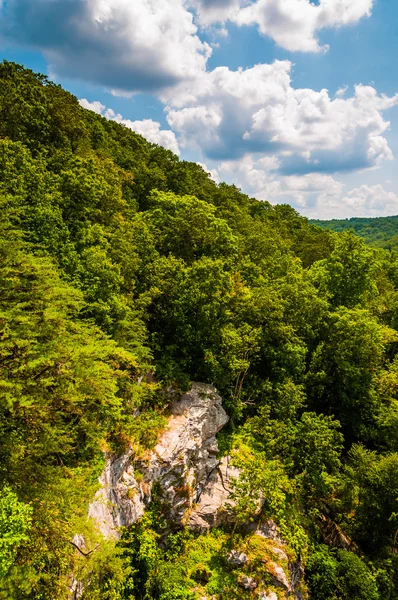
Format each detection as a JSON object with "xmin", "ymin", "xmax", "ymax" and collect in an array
[
  {"xmin": 227, "ymin": 550, "xmax": 248, "ymax": 568},
  {"xmin": 189, "ymin": 455, "xmax": 240, "ymax": 531},
  {"xmin": 89, "ymin": 383, "xmax": 229, "ymax": 538},
  {"xmin": 86, "ymin": 382, "xmax": 306, "ymax": 600},
  {"xmin": 229, "ymin": 525, "xmax": 306, "ymax": 600}
]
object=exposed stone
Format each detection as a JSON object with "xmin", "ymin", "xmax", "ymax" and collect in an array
[
  {"xmin": 188, "ymin": 455, "xmax": 240, "ymax": 531},
  {"xmin": 88, "ymin": 449, "xmax": 144, "ymax": 537},
  {"xmin": 77, "ymin": 382, "xmax": 308, "ymax": 600},
  {"xmin": 89, "ymin": 383, "xmax": 228, "ymax": 538},
  {"xmin": 289, "ymin": 562, "xmax": 305, "ymax": 600},
  {"xmin": 227, "ymin": 550, "xmax": 248, "ymax": 567},
  {"xmin": 269, "ymin": 546, "xmax": 288, "ymax": 562},
  {"xmin": 239, "ymin": 575, "xmax": 258, "ymax": 590},
  {"xmin": 255, "ymin": 520, "xmax": 283, "ymax": 542},
  {"xmin": 267, "ymin": 561, "xmax": 290, "ymax": 590},
  {"xmin": 319, "ymin": 514, "xmax": 354, "ymax": 550},
  {"xmin": 258, "ymin": 592, "xmax": 278, "ymax": 600}
]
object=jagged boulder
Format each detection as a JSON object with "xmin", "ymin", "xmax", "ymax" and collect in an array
[
  {"xmin": 189, "ymin": 455, "xmax": 240, "ymax": 531},
  {"xmin": 239, "ymin": 575, "xmax": 258, "ymax": 590},
  {"xmin": 89, "ymin": 383, "xmax": 228, "ymax": 538},
  {"xmin": 267, "ymin": 561, "xmax": 290, "ymax": 590},
  {"xmin": 227, "ymin": 550, "xmax": 248, "ymax": 567}
]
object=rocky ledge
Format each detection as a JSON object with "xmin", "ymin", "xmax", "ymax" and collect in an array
[
  {"xmin": 89, "ymin": 382, "xmax": 229, "ymax": 538},
  {"xmin": 86, "ymin": 382, "xmax": 306, "ymax": 599}
]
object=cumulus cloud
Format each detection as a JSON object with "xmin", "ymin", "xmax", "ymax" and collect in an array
[
  {"xmin": 209, "ymin": 156, "xmax": 398, "ymax": 219},
  {"xmin": 192, "ymin": 0, "xmax": 373, "ymax": 53},
  {"xmin": 0, "ymin": 0, "xmax": 374, "ymax": 99},
  {"xmin": 214, "ymin": 156, "xmax": 342, "ymax": 205},
  {"xmin": 190, "ymin": 0, "xmax": 241, "ymax": 27},
  {"xmin": 339, "ymin": 184, "xmax": 398, "ymax": 216},
  {"xmin": 280, "ymin": 179, "xmax": 398, "ymax": 219},
  {"xmin": 196, "ymin": 162, "xmax": 221, "ymax": 182},
  {"xmin": 294, "ymin": 182, "xmax": 398, "ymax": 219},
  {"xmin": 79, "ymin": 98, "xmax": 180, "ymax": 154},
  {"xmin": 215, "ymin": 155, "xmax": 282, "ymax": 199},
  {"xmin": 164, "ymin": 61, "xmax": 398, "ymax": 174},
  {"xmin": 1, "ymin": 0, "xmax": 211, "ymax": 93},
  {"xmin": 79, "ymin": 99, "xmax": 105, "ymax": 115}
]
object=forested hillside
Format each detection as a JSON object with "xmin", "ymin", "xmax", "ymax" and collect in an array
[
  {"xmin": 0, "ymin": 62, "xmax": 397, "ymax": 600},
  {"xmin": 312, "ymin": 215, "xmax": 398, "ymax": 250}
]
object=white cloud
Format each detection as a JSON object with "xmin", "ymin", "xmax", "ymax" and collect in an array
[
  {"xmin": 190, "ymin": 0, "xmax": 241, "ymax": 27},
  {"xmin": 1, "ymin": 0, "xmax": 211, "ymax": 93},
  {"xmin": 164, "ymin": 61, "xmax": 398, "ymax": 174},
  {"xmin": 196, "ymin": 162, "xmax": 220, "ymax": 182},
  {"xmin": 208, "ymin": 156, "xmax": 398, "ymax": 219},
  {"xmin": 215, "ymin": 155, "xmax": 284, "ymax": 200},
  {"xmin": 79, "ymin": 99, "xmax": 106, "ymax": 114},
  {"xmin": 79, "ymin": 99, "xmax": 180, "ymax": 154},
  {"xmin": 215, "ymin": 157, "xmax": 342, "ymax": 204},
  {"xmin": 1, "ymin": 0, "xmax": 374, "ymax": 98},
  {"xmin": 340, "ymin": 184, "xmax": 398, "ymax": 216},
  {"xmin": 279, "ymin": 179, "xmax": 398, "ymax": 219},
  {"xmin": 192, "ymin": 0, "xmax": 373, "ymax": 53},
  {"xmin": 295, "ymin": 181, "xmax": 398, "ymax": 219}
]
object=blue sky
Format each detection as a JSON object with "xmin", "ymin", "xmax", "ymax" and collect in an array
[{"xmin": 1, "ymin": 0, "xmax": 398, "ymax": 218}]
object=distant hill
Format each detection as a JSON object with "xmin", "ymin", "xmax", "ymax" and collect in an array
[{"xmin": 310, "ymin": 215, "xmax": 398, "ymax": 250}]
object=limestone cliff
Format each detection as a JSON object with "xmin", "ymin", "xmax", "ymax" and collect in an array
[
  {"xmin": 86, "ymin": 382, "xmax": 306, "ymax": 599},
  {"xmin": 89, "ymin": 382, "xmax": 229, "ymax": 538}
]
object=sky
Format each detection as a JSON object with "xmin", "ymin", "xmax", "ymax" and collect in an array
[{"xmin": 1, "ymin": 0, "xmax": 398, "ymax": 219}]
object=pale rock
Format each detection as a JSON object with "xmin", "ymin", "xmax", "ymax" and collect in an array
[
  {"xmin": 239, "ymin": 575, "xmax": 258, "ymax": 590},
  {"xmin": 270, "ymin": 546, "xmax": 288, "ymax": 562},
  {"xmin": 268, "ymin": 561, "xmax": 291, "ymax": 590},
  {"xmin": 189, "ymin": 455, "xmax": 240, "ymax": 531},
  {"xmin": 255, "ymin": 520, "xmax": 282, "ymax": 541},
  {"xmin": 88, "ymin": 449, "xmax": 145, "ymax": 538},
  {"xmin": 89, "ymin": 383, "xmax": 228, "ymax": 538},
  {"xmin": 258, "ymin": 592, "xmax": 278, "ymax": 600},
  {"xmin": 227, "ymin": 550, "xmax": 248, "ymax": 567},
  {"xmin": 290, "ymin": 562, "xmax": 305, "ymax": 599}
]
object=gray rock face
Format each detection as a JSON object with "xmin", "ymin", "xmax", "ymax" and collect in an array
[
  {"xmin": 252, "ymin": 523, "xmax": 304, "ymax": 600},
  {"xmin": 189, "ymin": 455, "xmax": 240, "ymax": 531},
  {"xmin": 239, "ymin": 575, "xmax": 258, "ymax": 590},
  {"xmin": 88, "ymin": 449, "xmax": 144, "ymax": 538},
  {"xmin": 89, "ymin": 383, "xmax": 228, "ymax": 538},
  {"xmin": 270, "ymin": 546, "xmax": 288, "ymax": 562},
  {"xmin": 255, "ymin": 520, "xmax": 283, "ymax": 541},
  {"xmin": 77, "ymin": 383, "xmax": 307, "ymax": 600},
  {"xmin": 227, "ymin": 550, "xmax": 248, "ymax": 567},
  {"xmin": 268, "ymin": 561, "xmax": 290, "ymax": 590}
]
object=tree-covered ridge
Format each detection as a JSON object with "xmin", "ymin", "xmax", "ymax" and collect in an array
[
  {"xmin": 0, "ymin": 61, "xmax": 397, "ymax": 599},
  {"xmin": 311, "ymin": 215, "xmax": 398, "ymax": 251}
]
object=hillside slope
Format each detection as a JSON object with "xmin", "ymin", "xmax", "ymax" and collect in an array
[
  {"xmin": 0, "ymin": 62, "xmax": 397, "ymax": 600},
  {"xmin": 311, "ymin": 215, "xmax": 398, "ymax": 250}
]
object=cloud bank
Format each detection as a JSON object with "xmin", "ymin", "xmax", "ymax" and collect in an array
[
  {"xmin": 1, "ymin": 0, "xmax": 210, "ymax": 93},
  {"xmin": 164, "ymin": 61, "xmax": 398, "ymax": 174},
  {"xmin": 0, "ymin": 0, "xmax": 374, "ymax": 97},
  {"xmin": 79, "ymin": 98, "xmax": 180, "ymax": 154},
  {"xmin": 192, "ymin": 0, "xmax": 374, "ymax": 52}
]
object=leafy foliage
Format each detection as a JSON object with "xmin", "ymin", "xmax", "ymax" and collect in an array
[{"xmin": 0, "ymin": 61, "xmax": 397, "ymax": 598}]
